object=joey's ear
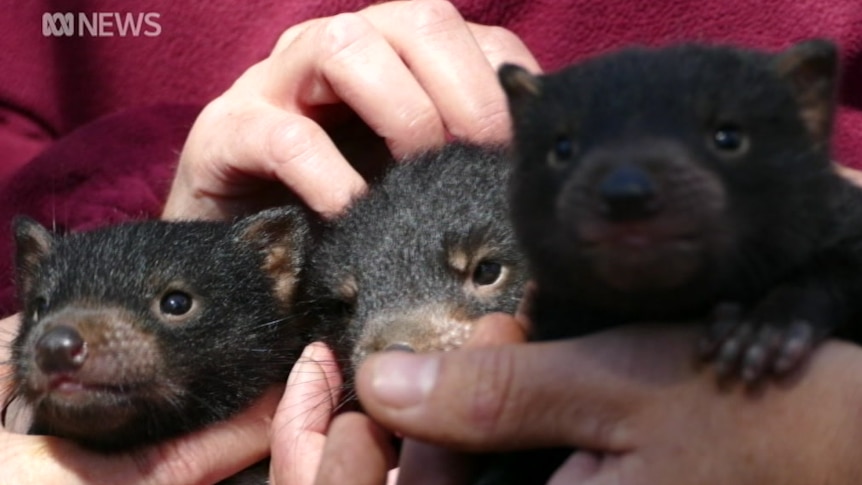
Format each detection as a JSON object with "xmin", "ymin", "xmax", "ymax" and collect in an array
[
  {"xmin": 232, "ymin": 206, "xmax": 310, "ymax": 304},
  {"xmin": 498, "ymin": 64, "xmax": 542, "ymax": 116},
  {"xmin": 773, "ymin": 38, "xmax": 839, "ymax": 144},
  {"xmin": 13, "ymin": 216, "xmax": 55, "ymax": 295}
]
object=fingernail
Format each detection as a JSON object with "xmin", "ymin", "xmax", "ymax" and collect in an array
[
  {"xmin": 287, "ymin": 342, "xmax": 333, "ymax": 387},
  {"xmin": 304, "ymin": 341, "xmax": 332, "ymax": 361},
  {"xmin": 370, "ymin": 352, "xmax": 439, "ymax": 409}
]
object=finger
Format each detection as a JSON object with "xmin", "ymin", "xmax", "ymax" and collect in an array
[
  {"xmin": 1, "ymin": 387, "xmax": 281, "ymax": 485},
  {"xmin": 271, "ymin": 343, "xmax": 343, "ymax": 485},
  {"xmin": 465, "ymin": 313, "xmax": 527, "ymax": 348},
  {"xmin": 0, "ymin": 313, "xmax": 19, "ymax": 366},
  {"xmin": 269, "ymin": 17, "xmax": 318, "ymax": 55},
  {"xmin": 546, "ymin": 451, "xmax": 616, "ymax": 485},
  {"xmin": 265, "ymin": 12, "xmax": 447, "ymax": 157},
  {"xmin": 1, "ymin": 314, "xmax": 27, "ymax": 433},
  {"xmin": 354, "ymin": 326, "xmax": 693, "ymax": 453},
  {"xmin": 359, "ymin": 0, "xmax": 513, "ymax": 143},
  {"xmin": 0, "ymin": 313, "xmax": 20, "ymax": 407},
  {"xmin": 3, "ymin": 396, "xmax": 31, "ymax": 434},
  {"xmin": 396, "ymin": 439, "xmax": 475, "ymax": 485},
  {"xmin": 163, "ymin": 99, "xmax": 366, "ymax": 220},
  {"xmin": 467, "ymin": 23, "xmax": 543, "ymax": 73},
  {"xmin": 313, "ymin": 412, "xmax": 397, "ymax": 485},
  {"xmin": 836, "ymin": 164, "xmax": 862, "ymax": 188}
]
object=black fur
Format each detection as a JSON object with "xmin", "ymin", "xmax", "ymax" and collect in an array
[
  {"xmin": 501, "ymin": 39, "xmax": 862, "ymax": 380},
  {"xmin": 305, "ymin": 142, "xmax": 528, "ymax": 384},
  {"xmin": 10, "ymin": 207, "xmax": 309, "ymax": 456},
  {"xmin": 482, "ymin": 38, "xmax": 862, "ymax": 485}
]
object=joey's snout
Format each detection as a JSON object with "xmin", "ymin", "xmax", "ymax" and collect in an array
[
  {"xmin": 35, "ymin": 325, "xmax": 87, "ymax": 374},
  {"xmin": 598, "ymin": 165, "xmax": 661, "ymax": 221},
  {"xmin": 352, "ymin": 306, "xmax": 476, "ymax": 369},
  {"xmin": 555, "ymin": 139, "xmax": 730, "ymax": 292}
]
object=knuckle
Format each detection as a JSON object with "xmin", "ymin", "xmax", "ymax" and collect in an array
[
  {"xmin": 469, "ymin": 24, "xmax": 541, "ymax": 73},
  {"xmin": 473, "ymin": 25, "xmax": 524, "ymax": 60},
  {"xmin": 264, "ymin": 115, "xmax": 319, "ymax": 170},
  {"xmin": 199, "ymin": 95, "xmax": 244, "ymax": 135},
  {"xmin": 193, "ymin": 95, "xmax": 233, "ymax": 132},
  {"xmin": 405, "ymin": 0, "xmax": 464, "ymax": 37},
  {"xmin": 182, "ymin": 96, "xmax": 239, "ymax": 166},
  {"xmin": 450, "ymin": 100, "xmax": 512, "ymax": 144},
  {"xmin": 317, "ymin": 13, "xmax": 375, "ymax": 59},
  {"xmin": 389, "ymin": 103, "xmax": 444, "ymax": 153},
  {"xmin": 272, "ymin": 18, "xmax": 316, "ymax": 53}
]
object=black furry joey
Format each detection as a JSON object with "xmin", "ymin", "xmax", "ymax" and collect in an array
[
  {"xmin": 500, "ymin": 38, "xmax": 862, "ymax": 383},
  {"xmin": 305, "ymin": 142, "xmax": 529, "ymax": 385},
  {"xmin": 9, "ymin": 207, "xmax": 309, "ymax": 483}
]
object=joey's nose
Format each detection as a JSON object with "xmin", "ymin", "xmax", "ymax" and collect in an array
[
  {"xmin": 384, "ymin": 342, "xmax": 415, "ymax": 353},
  {"xmin": 598, "ymin": 166, "xmax": 659, "ymax": 220},
  {"xmin": 35, "ymin": 325, "xmax": 87, "ymax": 374}
]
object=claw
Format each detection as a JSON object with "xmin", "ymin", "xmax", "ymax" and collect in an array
[
  {"xmin": 700, "ymin": 302, "xmax": 743, "ymax": 358},
  {"xmin": 741, "ymin": 345, "xmax": 767, "ymax": 383},
  {"xmin": 741, "ymin": 325, "xmax": 782, "ymax": 383},
  {"xmin": 701, "ymin": 302, "xmax": 823, "ymax": 383},
  {"xmin": 716, "ymin": 334, "xmax": 744, "ymax": 377},
  {"xmin": 772, "ymin": 320, "xmax": 815, "ymax": 374}
]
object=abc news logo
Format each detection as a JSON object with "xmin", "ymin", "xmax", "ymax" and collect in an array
[{"xmin": 42, "ymin": 12, "xmax": 161, "ymax": 37}]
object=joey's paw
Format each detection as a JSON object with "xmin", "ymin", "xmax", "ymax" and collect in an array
[
  {"xmin": 700, "ymin": 303, "xmax": 818, "ymax": 383},
  {"xmin": 698, "ymin": 302, "xmax": 743, "ymax": 358}
]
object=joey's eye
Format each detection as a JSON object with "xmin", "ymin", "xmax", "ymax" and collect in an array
[
  {"xmin": 712, "ymin": 125, "xmax": 748, "ymax": 154},
  {"xmin": 548, "ymin": 134, "xmax": 575, "ymax": 166},
  {"xmin": 160, "ymin": 291, "xmax": 193, "ymax": 316},
  {"xmin": 472, "ymin": 261, "xmax": 503, "ymax": 286}
]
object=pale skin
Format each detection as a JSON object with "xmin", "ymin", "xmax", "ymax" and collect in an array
[
  {"xmin": 161, "ymin": 0, "xmax": 540, "ymax": 221},
  {"xmin": 7, "ymin": 0, "xmax": 862, "ymax": 483}
]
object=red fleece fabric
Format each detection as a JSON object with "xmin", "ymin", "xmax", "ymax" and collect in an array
[{"xmin": 1, "ymin": 0, "xmax": 862, "ymax": 314}]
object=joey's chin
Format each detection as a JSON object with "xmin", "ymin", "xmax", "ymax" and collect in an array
[
  {"xmin": 585, "ymin": 238, "xmax": 703, "ymax": 292},
  {"xmin": 35, "ymin": 398, "xmax": 139, "ymax": 437}
]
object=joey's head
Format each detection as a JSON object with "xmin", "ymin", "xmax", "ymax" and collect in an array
[
  {"xmin": 305, "ymin": 143, "xmax": 528, "ymax": 380},
  {"xmin": 500, "ymin": 39, "xmax": 839, "ymax": 315},
  {"xmin": 11, "ymin": 207, "xmax": 308, "ymax": 449}
]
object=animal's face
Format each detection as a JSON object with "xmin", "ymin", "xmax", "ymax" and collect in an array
[
  {"xmin": 12, "ymin": 208, "xmax": 307, "ymax": 449},
  {"xmin": 307, "ymin": 144, "xmax": 528, "ymax": 375},
  {"xmin": 318, "ymin": 224, "xmax": 526, "ymax": 373},
  {"xmin": 501, "ymin": 40, "xmax": 838, "ymax": 314}
]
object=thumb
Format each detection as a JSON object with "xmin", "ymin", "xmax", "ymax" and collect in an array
[{"xmin": 354, "ymin": 324, "xmax": 701, "ymax": 453}]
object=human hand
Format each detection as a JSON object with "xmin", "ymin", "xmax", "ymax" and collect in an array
[
  {"xmin": 313, "ymin": 313, "xmax": 862, "ymax": 484},
  {"xmin": 162, "ymin": 0, "xmax": 541, "ymax": 221},
  {"xmin": 267, "ymin": 342, "xmax": 366, "ymax": 485},
  {"xmin": 267, "ymin": 342, "xmax": 404, "ymax": 485},
  {"xmin": 0, "ymin": 313, "xmax": 279, "ymax": 485},
  {"xmin": 268, "ymin": 317, "xmax": 527, "ymax": 485}
]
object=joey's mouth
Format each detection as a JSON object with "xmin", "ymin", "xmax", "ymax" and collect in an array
[
  {"xmin": 575, "ymin": 221, "xmax": 707, "ymax": 292},
  {"xmin": 579, "ymin": 226, "xmax": 701, "ymax": 252},
  {"xmin": 42, "ymin": 374, "xmax": 149, "ymax": 402},
  {"xmin": 577, "ymin": 216, "xmax": 704, "ymax": 247}
]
